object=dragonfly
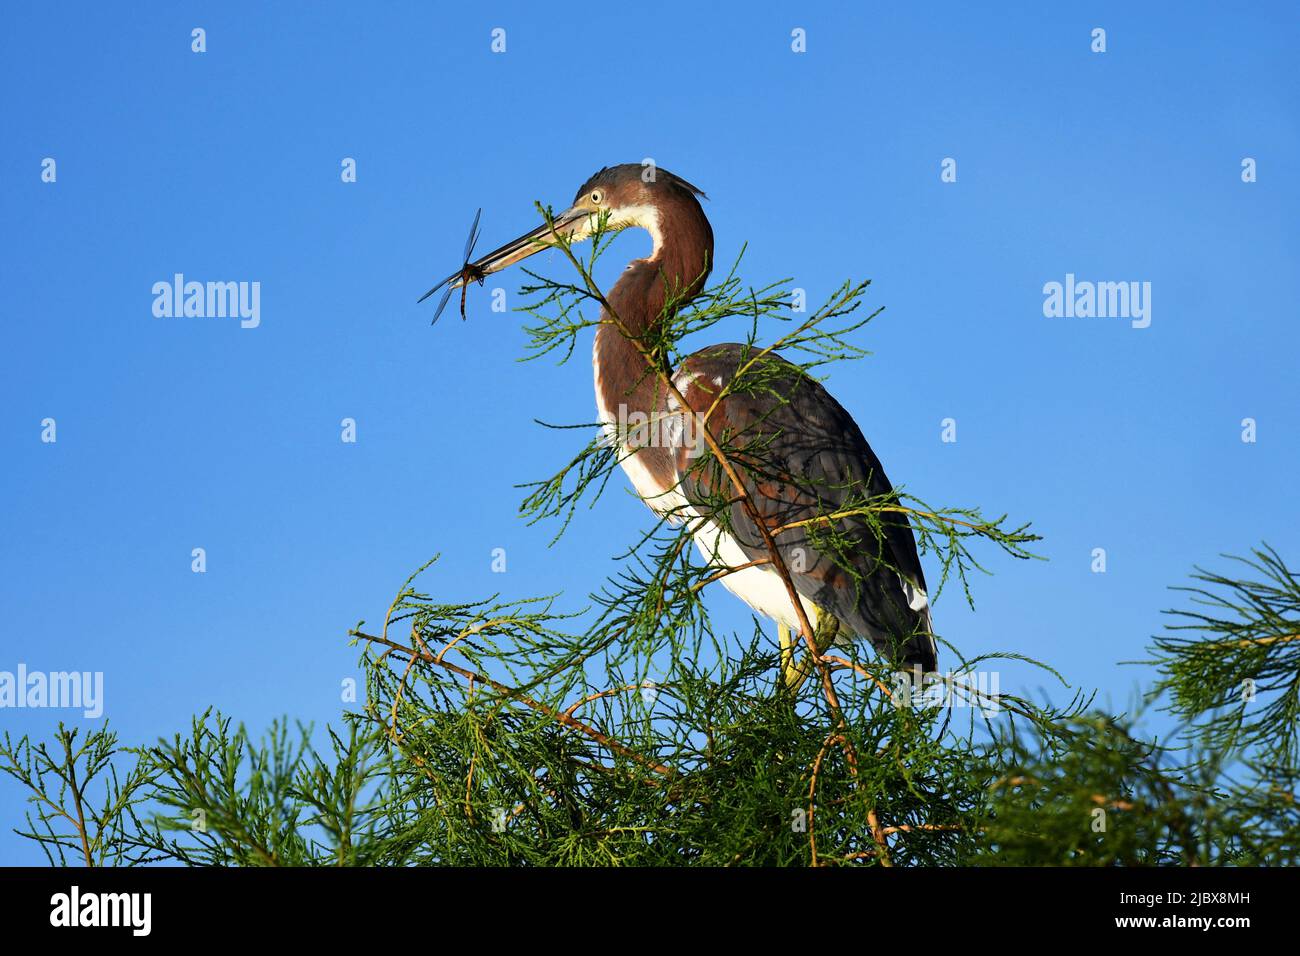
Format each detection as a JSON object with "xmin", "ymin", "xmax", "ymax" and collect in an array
[{"xmin": 418, "ymin": 208, "xmax": 486, "ymax": 323}]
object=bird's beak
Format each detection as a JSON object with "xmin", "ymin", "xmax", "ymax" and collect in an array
[{"xmin": 418, "ymin": 205, "xmax": 593, "ymax": 304}]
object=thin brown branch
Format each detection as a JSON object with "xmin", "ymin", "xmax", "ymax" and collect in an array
[
  {"xmin": 564, "ymin": 684, "xmax": 647, "ymax": 718},
  {"xmin": 63, "ymin": 737, "xmax": 94, "ymax": 867},
  {"xmin": 690, "ymin": 557, "xmax": 772, "ymax": 591},
  {"xmin": 770, "ymin": 503, "xmax": 984, "ymax": 538}
]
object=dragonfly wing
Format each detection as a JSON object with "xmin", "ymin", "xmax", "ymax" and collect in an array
[
  {"xmin": 463, "ymin": 208, "xmax": 483, "ymax": 261},
  {"xmin": 431, "ymin": 284, "xmax": 455, "ymax": 324}
]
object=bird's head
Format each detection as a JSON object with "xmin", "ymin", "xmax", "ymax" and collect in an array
[{"xmin": 423, "ymin": 164, "xmax": 708, "ymax": 299}]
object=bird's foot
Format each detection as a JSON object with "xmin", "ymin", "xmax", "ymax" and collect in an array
[{"xmin": 778, "ymin": 615, "xmax": 840, "ymax": 694}]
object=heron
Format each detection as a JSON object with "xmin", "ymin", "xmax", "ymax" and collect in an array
[{"xmin": 421, "ymin": 164, "xmax": 937, "ymax": 689}]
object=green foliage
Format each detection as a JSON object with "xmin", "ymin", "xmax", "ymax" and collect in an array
[
  {"xmin": 0, "ymin": 724, "xmax": 156, "ymax": 866},
  {"xmin": 2, "ymin": 211, "xmax": 1296, "ymax": 866},
  {"xmin": 1150, "ymin": 545, "xmax": 1300, "ymax": 770},
  {"xmin": 977, "ymin": 714, "xmax": 1206, "ymax": 866},
  {"xmin": 3, "ymin": 546, "xmax": 1298, "ymax": 865}
]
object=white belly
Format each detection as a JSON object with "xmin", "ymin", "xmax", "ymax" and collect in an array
[
  {"xmin": 691, "ymin": 517, "xmax": 822, "ymax": 632},
  {"xmin": 594, "ymin": 351, "xmax": 819, "ymax": 633}
]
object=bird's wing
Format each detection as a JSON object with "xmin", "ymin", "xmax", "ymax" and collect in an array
[{"xmin": 668, "ymin": 343, "xmax": 936, "ymax": 672}]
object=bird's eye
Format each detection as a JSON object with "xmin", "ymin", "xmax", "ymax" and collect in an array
[{"xmin": 591, "ymin": 190, "xmax": 603, "ymax": 204}]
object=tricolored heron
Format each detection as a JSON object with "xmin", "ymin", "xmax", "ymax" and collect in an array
[{"xmin": 422, "ymin": 164, "xmax": 936, "ymax": 688}]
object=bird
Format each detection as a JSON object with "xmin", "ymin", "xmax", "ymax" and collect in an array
[{"xmin": 422, "ymin": 164, "xmax": 937, "ymax": 689}]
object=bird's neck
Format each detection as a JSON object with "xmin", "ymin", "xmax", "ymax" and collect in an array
[{"xmin": 593, "ymin": 198, "xmax": 713, "ymax": 428}]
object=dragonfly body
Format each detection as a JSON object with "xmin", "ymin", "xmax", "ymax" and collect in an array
[{"xmin": 418, "ymin": 208, "xmax": 485, "ymax": 323}]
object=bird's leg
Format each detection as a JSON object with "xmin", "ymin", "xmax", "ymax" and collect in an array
[
  {"xmin": 778, "ymin": 621, "xmax": 796, "ymax": 690},
  {"xmin": 782, "ymin": 613, "xmax": 841, "ymax": 694}
]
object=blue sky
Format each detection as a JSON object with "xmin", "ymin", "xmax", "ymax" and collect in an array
[{"xmin": 1, "ymin": 2, "xmax": 1296, "ymax": 863}]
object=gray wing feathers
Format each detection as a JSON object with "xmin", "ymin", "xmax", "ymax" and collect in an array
[{"xmin": 674, "ymin": 344, "xmax": 937, "ymax": 672}]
